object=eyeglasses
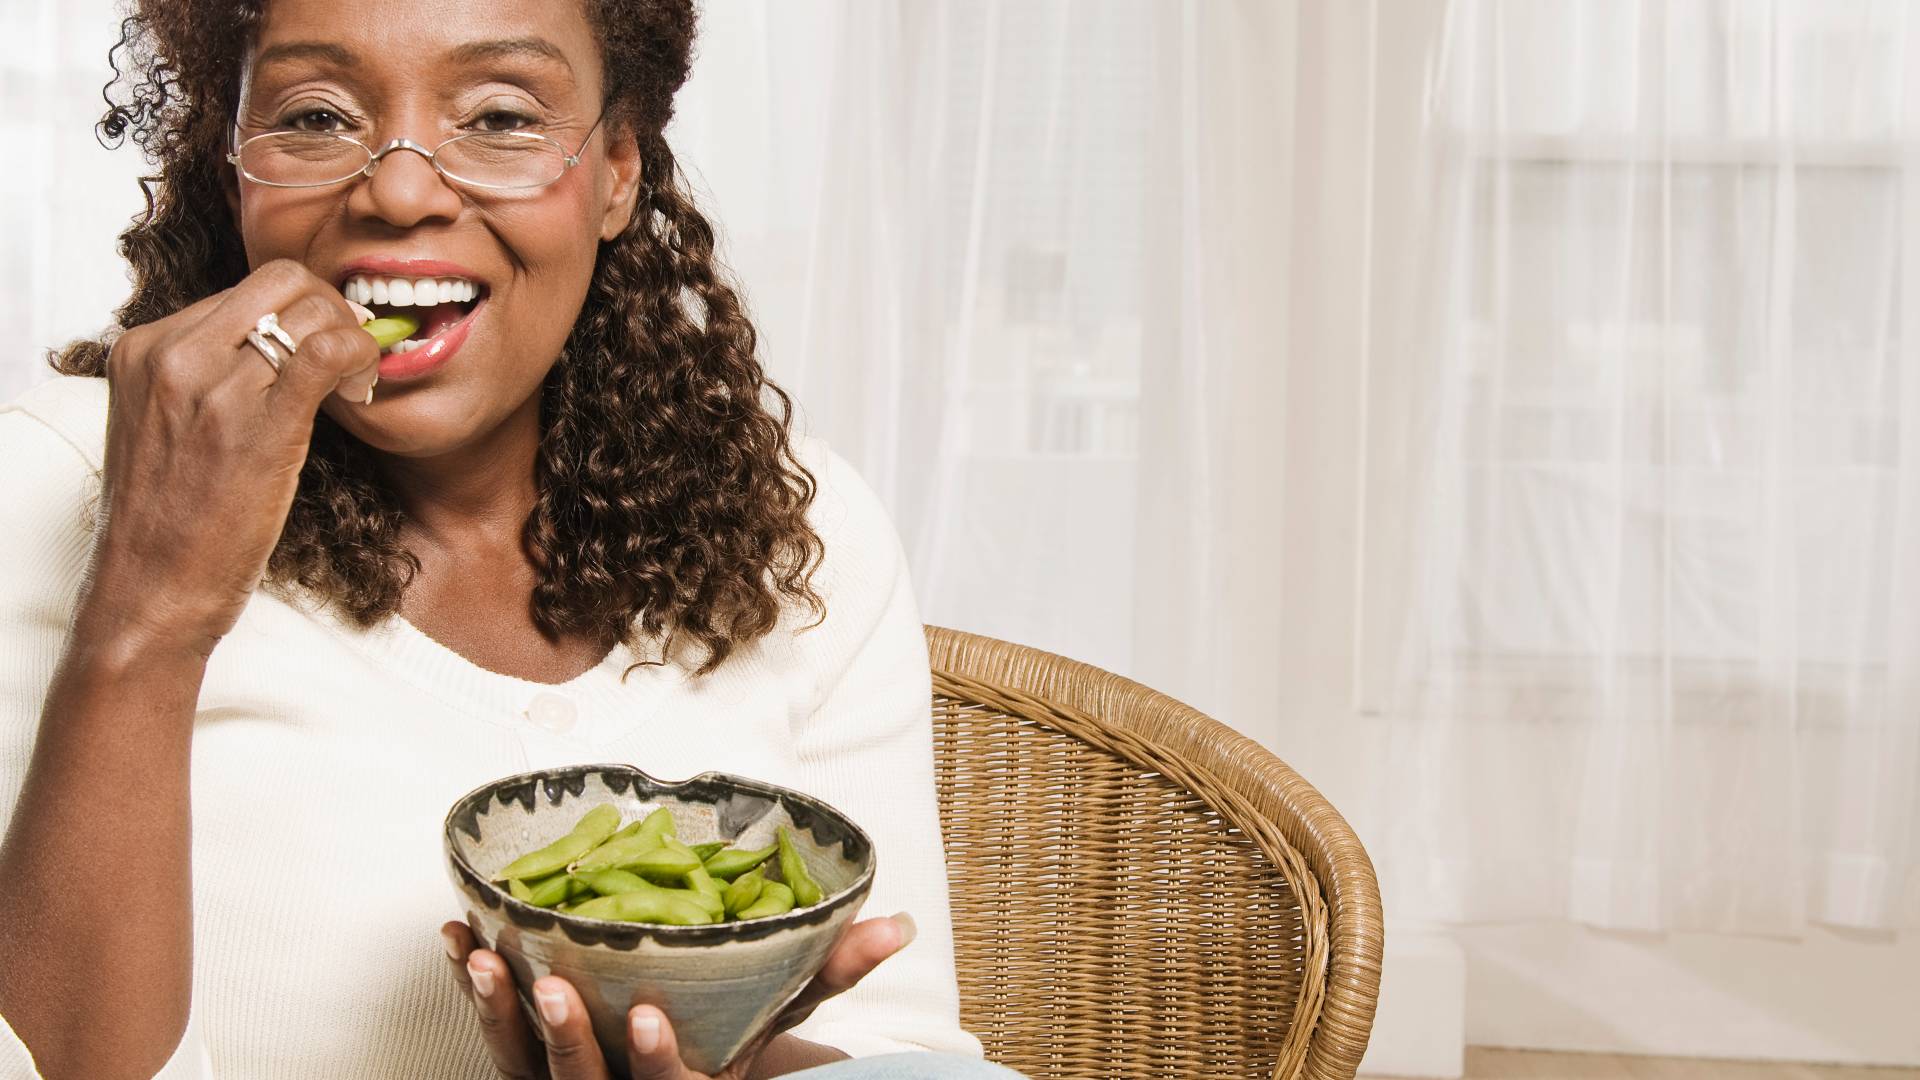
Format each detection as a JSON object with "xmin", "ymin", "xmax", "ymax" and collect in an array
[{"xmin": 227, "ymin": 112, "xmax": 605, "ymax": 191}]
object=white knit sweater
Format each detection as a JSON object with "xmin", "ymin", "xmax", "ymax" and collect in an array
[{"xmin": 0, "ymin": 376, "xmax": 980, "ymax": 1078}]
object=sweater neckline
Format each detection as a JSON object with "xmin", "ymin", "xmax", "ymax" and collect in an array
[{"xmin": 311, "ymin": 603, "xmax": 687, "ymax": 725}]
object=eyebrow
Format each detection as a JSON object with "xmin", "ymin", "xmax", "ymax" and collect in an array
[
  {"xmin": 253, "ymin": 36, "xmax": 573, "ymax": 75},
  {"xmin": 254, "ymin": 41, "xmax": 358, "ymax": 70},
  {"xmin": 447, "ymin": 37, "xmax": 573, "ymax": 74}
]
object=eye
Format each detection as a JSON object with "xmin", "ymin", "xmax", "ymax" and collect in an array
[
  {"xmin": 275, "ymin": 107, "xmax": 357, "ymax": 134},
  {"xmin": 469, "ymin": 110, "xmax": 538, "ymax": 133}
]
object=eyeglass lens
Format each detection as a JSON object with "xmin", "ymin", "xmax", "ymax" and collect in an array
[{"xmin": 237, "ymin": 132, "xmax": 570, "ymax": 189}]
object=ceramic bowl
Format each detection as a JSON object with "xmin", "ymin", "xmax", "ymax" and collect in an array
[{"xmin": 443, "ymin": 763, "xmax": 876, "ymax": 1075}]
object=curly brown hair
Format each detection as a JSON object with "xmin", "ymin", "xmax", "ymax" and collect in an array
[{"xmin": 51, "ymin": 0, "xmax": 828, "ymax": 678}]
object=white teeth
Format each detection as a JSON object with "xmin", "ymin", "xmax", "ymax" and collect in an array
[{"xmin": 340, "ymin": 273, "xmax": 482, "ymax": 307}]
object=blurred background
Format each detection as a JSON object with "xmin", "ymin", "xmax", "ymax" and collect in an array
[{"xmin": 5, "ymin": 0, "xmax": 1917, "ymax": 1075}]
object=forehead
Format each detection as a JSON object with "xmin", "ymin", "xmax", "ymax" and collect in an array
[{"xmin": 248, "ymin": 0, "xmax": 598, "ymax": 95}]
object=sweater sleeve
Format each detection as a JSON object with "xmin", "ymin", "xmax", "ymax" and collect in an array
[
  {"xmin": 780, "ymin": 443, "xmax": 983, "ymax": 1061},
  {"xmin": 0, "ymin": 384, "xmax": 215, "ymax": 1079}
]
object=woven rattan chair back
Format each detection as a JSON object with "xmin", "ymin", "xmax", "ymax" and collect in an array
[{"xmin": 925, "ymin": 625, "xmax": 1383, "ymax": 1080}]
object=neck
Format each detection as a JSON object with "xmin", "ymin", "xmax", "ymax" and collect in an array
[{"xmin": 377, "ymin": 394, "xmax": 544, "ymax": 554}]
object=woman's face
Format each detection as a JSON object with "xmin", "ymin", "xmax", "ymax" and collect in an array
[{"xmin": 224, "ymin": 0, "xmax": 642, "ymax": 458}]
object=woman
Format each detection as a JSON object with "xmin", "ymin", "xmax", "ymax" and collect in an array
[{"xmin": 0, "ymin": 0, "xmax": 1021, "ymax": 1077}]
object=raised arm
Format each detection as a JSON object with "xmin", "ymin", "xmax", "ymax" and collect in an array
[{"xmin": 0, "ymin": 260, "xmax": 382, "ymax": 1079}]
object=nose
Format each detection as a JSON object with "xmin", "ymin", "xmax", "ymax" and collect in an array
[{"xmin": 350, "ymin": 139, "xmax": 464, "ymax": 228}]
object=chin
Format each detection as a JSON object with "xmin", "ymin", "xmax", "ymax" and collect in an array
[{"xmin": 319, "ymin": 392, "xmax": 499, "ymax": 459}]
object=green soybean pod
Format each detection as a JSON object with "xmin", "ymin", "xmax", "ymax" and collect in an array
[
  {"xmin": 508, "ymin": 878, "xmax": 535, "ymax": 902},
  {"xmin": 722, "ymin": 867, "xmax": 766, "ymax": 917},
  {"xmin": 571, "ymin": 833, "xmax": 657, "ymax": 874},
  {"xmin": 575, "ymin": 868, "xmax": 650, "ymax": 897},
  {"xmin": 624, "ymin": 845, "xmax": 702, "ymax": 882},
  {"xmin": 360, "ymin": 313, "xmax": 421, "ymax": 350},
  {"xmin": 633, "ymin": 806, "xmax": 678, "ymax": 847},
  {"xmin": 493, "ymin": 803, "xmax": 623, "ymax": 882},
  {"xmin": 687, "ymin": 864, "xmax": 724, "ymax": 906},
  {"xmin": 690, "ymin": 841, "xmax": 727, "ymax": 861},
  {"xmin": 569, "ymin": 816, "xmax": 648, "ymax": 871},
  {"xmin": 703, "ymin": 844, "xmax": 776, "ymax": 882},
  {"xmin": 572, "ymin": 888, "xmax": 716, "ymax": 926},
  {"xmin": 775, "ymin": 826, "xmax": 824, "ymax": 907},
  {"xmin": 523, "ymin": 873, "xmax": 575, "ymax": 908},
  {"xmin": 677, "ymin": 878, "xmax": 726, "ymax": 921},
  {"xmin": 735, "ymin": 880, "xmax": 795, "ymax": 920}
]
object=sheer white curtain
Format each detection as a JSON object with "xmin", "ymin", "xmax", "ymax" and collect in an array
[
  {"xmin": 0, "ymin": 2, "xmax": 151, "ymax": 403},
  {"xmin": 13, "ymin": 0, "xmax": 1917, "ymax": 945},
  {"xmin": 669, "ymin": 0, "xmax": 1296, "ymax": 728},
  {"xmin": 1368, "ymin": 0, "xmax": 1920, "ymax": 934}
]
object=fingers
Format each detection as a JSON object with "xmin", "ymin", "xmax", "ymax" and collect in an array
[
  {"xmin": 199, "ymin": 259, "xmax": 335, "ymax": 354},
  {"xmin": 529, "ymin": 975, "xmax": 616, "ymax": 1080},
  {"xmin": 266, "ymin": 324, "xmax": 383, "ymax": 422},
  {"xmin": 774, "ymin": 913, "xmax": 915, "ymax": 1027},
  {"xmin": 441, "ymin": 923, "xmax": 547, "ymax": 1080},
  {"xmin": 255, "ymin": 292, "xmax": 380, "ymax": 407},
  {"xmin": 624, "ymin": 1003, "xmax": 693, "ymax": 1080}
]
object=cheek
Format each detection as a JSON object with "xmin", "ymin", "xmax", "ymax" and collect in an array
[{"xmin": 235, "ymin": 190, "xmax": 335, "ymax": 261}]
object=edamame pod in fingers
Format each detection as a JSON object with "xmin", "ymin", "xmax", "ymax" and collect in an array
[
  {"xmin": 360, "ymin": 313, "xmax": 420, "ymax": 350},
  {"xmin": 491, "ymin": 803, "xmax": 621, "ymax": 882},
  {"xmin": 776, "ymin": 826, "xmax": 823, "ymax": 907}
]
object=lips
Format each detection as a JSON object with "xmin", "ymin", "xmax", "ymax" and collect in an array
[{"xmin": 319, "ymin": 256, "xmax": 499, "ymax": 386}]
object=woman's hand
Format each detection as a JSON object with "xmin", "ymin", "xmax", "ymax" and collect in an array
[
  {"xmin": 86, "ymin": 258, "xmax": 381, "ymax": 657},
  {"xmin": 440, "ymin": 914, "xmax": 915, "ymax": 1080}
]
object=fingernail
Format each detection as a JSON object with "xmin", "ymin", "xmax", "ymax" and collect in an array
[
  {"xmin": 468, "ymin": 961, "xmax": 495, "ymax": 998},
  {"xmin": 631, "ymin": 1009, "xmax": 661, "ymax": 1053},
  {"xmin": 890, "ymin": 911, "xmax": 918, "ymax": 949},
  {"xmin": 536, "ymin": 986, "xmax": 568, "ymax": 1026},
  {"xmin": 346, "ymin": 299, "xmax": 375, "ymax": 323},
  {"xmin": 441, "ymin": 930, "xmax": 462, "ymax": 962},
  {"xmin": 364, "ymin": 382, "xmax": 375, "ymax": 406}
]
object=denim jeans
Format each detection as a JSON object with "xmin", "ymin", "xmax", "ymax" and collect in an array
[{"xmin": 783, "ymin": 1052, "xmax": 1030, "ymax": 1079}]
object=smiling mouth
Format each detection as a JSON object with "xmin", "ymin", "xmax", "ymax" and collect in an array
[{"xmin": 338, "ymin": 276, "xmax": 489, "ymax": 354}]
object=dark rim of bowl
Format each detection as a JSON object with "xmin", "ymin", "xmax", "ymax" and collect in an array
[{"xmin": 443, "ymin": 763, "xmax": 877, "ymax": 946}]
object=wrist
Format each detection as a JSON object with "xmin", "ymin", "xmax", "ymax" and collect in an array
[{"xmin": 67, "ymin": 590, "xmax": 222, "ymax": 672}]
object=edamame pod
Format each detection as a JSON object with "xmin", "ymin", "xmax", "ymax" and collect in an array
[
  {"xmin": 690, "ymin": 841, "xmax": 728, "ymax": 861},
  {"xmin": 687, "ymin": 860, "xmax": 721, "ymax": 903},
  {"xmin": 492, "ymin": 803, "xmax": 622, "ymax": 882},
  {"xmin": 522, "ymin": 873, "xmax": 576, "ymax": 908},
  {"xmin": 575, "ymin": 868, "xmax": 650, "ymax": 896},
  {"xmin": 633, "ymin": 806, "xmax": 678, "ymax": 847},
  {"xmin": 679, "ymin": 875, "xmax": 726, "ymax": 921},
  {"xmin": 775, "ymin": 826, "xmax": 823, "ymax": 907},
  {"xmin": 722, "ymin": 867, "xmax": 766, "ymax": 917},
  {"xmin": 360, "ymin": 314, "xmax": 421, "ymax": 350},
  {"xmin": 703, "ymin": 844, "xmax": 776, "ymax": 881},
  {"xmin": 568, "ymin": 889, "xmax": 715, "ymax": 926},
  {"xmin": 735, "ymin": 880, "xmax": 796, "ymax": 920},
  {"xmin": 508, "ymin": 878, "xmax": 535, "ymax": 902},
  {"xmin": 572, "ymin": 833, "xmax": 656, "ymax": 874}
]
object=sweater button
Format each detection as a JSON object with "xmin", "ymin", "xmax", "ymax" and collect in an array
[{"xmin": 527, "ymin": 692, "xmax": 577, "ymax": 733}]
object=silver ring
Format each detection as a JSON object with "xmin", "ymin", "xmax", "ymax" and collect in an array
[
  {"xmin": 256, "ymin": 311, "xmax": 298, "ymax": 354},
  {"xmin": 245, "ymin": 330, "xmax": 284, "ymax": 374}
]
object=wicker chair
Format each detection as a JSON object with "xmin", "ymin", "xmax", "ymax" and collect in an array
[{"xmin": 924, "ymin": 625, "xmax": 1383, "ymax": 1080}]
